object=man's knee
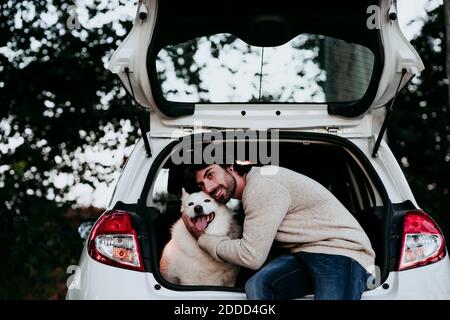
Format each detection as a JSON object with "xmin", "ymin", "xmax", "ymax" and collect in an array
[{"xmin": 245, "ymin": 272, "xmax": 269, "ymax": 300}]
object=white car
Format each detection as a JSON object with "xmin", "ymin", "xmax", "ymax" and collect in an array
[{"xmin": 67, "ymin": 0, "xmax": 450, "ymax": 300}]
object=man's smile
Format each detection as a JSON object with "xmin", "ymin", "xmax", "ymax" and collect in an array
[{"xmin": 211, "ymin": 187, "xmax": 223, "ymax": 200}]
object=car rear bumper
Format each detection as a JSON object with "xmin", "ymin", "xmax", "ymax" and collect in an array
[
  {"xmin": 67, "ymin": 247, "xmax": 450, "ymax": 300},
  {"xmin": 66, "ymin": 246, "xmax": 246, "ymax": 300},
  {"xmin": 363, "ymin": 252, "xmax": 450, "ymax": 300}
]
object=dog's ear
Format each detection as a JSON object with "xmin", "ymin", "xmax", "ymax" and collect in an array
[{"xmin": 181, "ymin": 187, "xmax": 188, "ymax": 202}]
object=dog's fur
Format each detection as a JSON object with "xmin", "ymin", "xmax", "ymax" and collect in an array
[{"xmin": 159, "ymin": 189, "xmax": 242, "ymax": 286}]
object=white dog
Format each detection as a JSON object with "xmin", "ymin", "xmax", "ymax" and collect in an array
[{"xmin": 159, "ymin": 188, "xmax": 242, "ymax": 286}]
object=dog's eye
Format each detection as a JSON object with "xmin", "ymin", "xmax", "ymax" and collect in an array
[
  {"xmin": 188, "ymin": 202, "xmax": 194, "ymax": 206},
  {"xmin": 204, "ymin": 199, "xmax": 211, "ymax": 203}
]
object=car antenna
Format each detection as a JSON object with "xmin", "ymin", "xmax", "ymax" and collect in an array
[
  {"xmin": 123, "ymin": 67, "xmax": 152, "ymax": 158},
  {"xmin": 372, "ymin": 68, "xmax": 407, "ymax": 158}
]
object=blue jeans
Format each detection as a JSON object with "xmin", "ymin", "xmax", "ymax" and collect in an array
[{"xmin": 245, "ymin": 252, "xmax": 370, "ymax": 300}]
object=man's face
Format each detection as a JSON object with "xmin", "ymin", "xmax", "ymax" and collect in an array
[{"xmin": 195, "ymin": 164, "xmax": 236, "ymax": 204}]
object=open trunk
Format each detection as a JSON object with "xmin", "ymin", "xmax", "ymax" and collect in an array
[
  {"xmin": 110, "ymin": 0, "xmax": 423, "ymax": 124},
  {"xmin": 141, "ymin": 132, "xmax": 391, "ymax": 293}
]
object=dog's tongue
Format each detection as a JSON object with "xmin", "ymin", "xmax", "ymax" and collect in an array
[{"xmin": 194, "ymin": 216, "xmax": 208, "ymax": 232}]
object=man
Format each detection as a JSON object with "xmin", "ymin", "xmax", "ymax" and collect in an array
[{"xmin": 182, "ymin": 162, "xmax": 375, "ymax": 300}]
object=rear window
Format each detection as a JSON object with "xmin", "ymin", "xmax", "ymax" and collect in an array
[{"xmin": 155, "ymin": 33, "xmax": 375, "ymax": 104}]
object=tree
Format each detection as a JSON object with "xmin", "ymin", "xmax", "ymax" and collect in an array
[
  {"xmin": 0, "ymin": 0, "xmax": 136, "ymax": 298},
  {"xmin": 445, "ymin": 0, "xmax": 450, "ymax": 104},
  {"xmin": 389, "ymin": 3, "xmax": 450, "ymax": 240}
]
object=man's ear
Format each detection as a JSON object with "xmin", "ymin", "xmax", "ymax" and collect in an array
[{"xmin": 181, "ymin": 187, "xmax": 188, "ymax": 202}]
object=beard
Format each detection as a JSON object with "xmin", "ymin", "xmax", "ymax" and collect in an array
[{"xmin": 214, "ymin": 172, "xmax": 236, "ymax": 204}]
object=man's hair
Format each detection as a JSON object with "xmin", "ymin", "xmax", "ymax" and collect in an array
[{"xmin": 182, "ymin": 162, "xmax": 253, "ymax": 193}]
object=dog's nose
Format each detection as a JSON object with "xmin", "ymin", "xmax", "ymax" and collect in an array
[{"xmin": 194, "ymin": 205, "xmax": 203, "ymax": 214}]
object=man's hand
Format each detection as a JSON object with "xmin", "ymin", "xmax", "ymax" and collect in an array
[{"xmin": 181, "ymin": 212, "xmax": 203, "ymax": 239}]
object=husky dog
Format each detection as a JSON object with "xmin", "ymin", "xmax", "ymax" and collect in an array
[{"xmin": 159, "ymin": 188, "xmax": 242, "ymax": 286}]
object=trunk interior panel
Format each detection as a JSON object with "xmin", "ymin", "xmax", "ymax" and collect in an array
[{"xmin": 140, "ymin": 133, "xmax": 391, "ymax": 291}]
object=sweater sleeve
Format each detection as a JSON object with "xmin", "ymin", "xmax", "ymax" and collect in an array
[{"xmin": 198, "ymin": 176, "xmax": 291, "ymax": 270}]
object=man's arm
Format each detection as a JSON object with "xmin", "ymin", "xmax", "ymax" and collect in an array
[{"xmin": 198, "ymin": 177, "xmax": 291, "ymax": 270}]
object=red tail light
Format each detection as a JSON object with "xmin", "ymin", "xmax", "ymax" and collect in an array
[
  {"xmin": 88, "ymin": 210, "xmax": 144, "ymax": 272},
  {"xmin": 398, "ymin": 210, "xmax": 446, "ymax": 271}
]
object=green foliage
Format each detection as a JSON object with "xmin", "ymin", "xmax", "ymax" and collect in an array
[
  {"xmin": 389, "ymin": 4, "xmax": 450, "ymax": 240},
  {"xmin": 0, "ymin": 199, "xmax": 81, "ymax": 299},
  {"xmin": 0, "ymin": 0, "xmax": 136, "ymax": 298}
]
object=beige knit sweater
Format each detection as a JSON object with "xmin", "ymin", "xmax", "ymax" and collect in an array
[{"xmin": 198, "ymin": 166, "xmax": 376, "ymax": 272}]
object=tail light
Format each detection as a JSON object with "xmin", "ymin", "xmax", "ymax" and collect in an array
[
  {"xmin": 398, "ymin": 210, "xmax": 446, "ymax": 271},
  {"xmin": 88, "ymin": 210, "xmax": 144, "ymax": 272}
]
